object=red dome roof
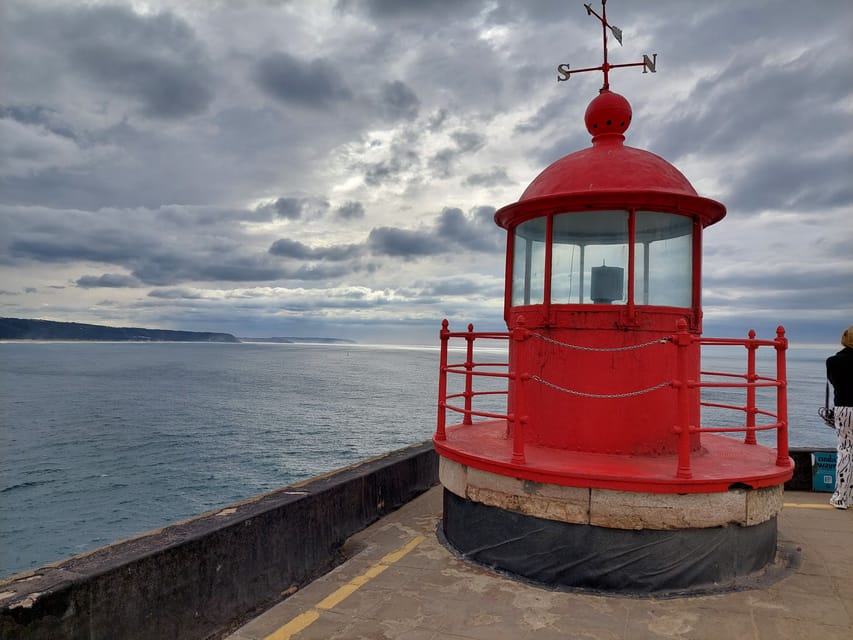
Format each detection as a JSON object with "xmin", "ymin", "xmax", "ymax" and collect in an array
[
  {"xmin": 495, "ymin": 90, "xmax": 725, "ymax": 228},
  {"xmin": 522, "ymin": 90, "xmax": 697, "ymax": 199},
  {"xmin": 520, "ymin": 143, "xmax": 699, "ymax": 200}
]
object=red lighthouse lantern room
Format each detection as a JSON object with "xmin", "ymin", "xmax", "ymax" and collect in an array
[{"xmin": 434, "ymin": 1, "xmax": 793, "ymax": 595}]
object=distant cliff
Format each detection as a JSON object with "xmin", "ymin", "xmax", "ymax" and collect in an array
[
  {"xmin": 239, "ymin": 336, "xmax": 356, "ymax": 345},
  {"xmin": 0, "ymin": 318, "xmax": 240, "ymax": 343}
]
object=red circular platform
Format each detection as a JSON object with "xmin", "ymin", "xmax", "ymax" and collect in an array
[{"xmin": 435, "ymin": 419, "xmax": 793, "ymax": 494}]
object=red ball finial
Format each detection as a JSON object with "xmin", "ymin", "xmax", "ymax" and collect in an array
[{"xmin": 584, "ymin": 90, "xmax": 632, "ymax": 141}]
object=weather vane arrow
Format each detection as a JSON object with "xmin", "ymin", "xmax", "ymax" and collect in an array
[{"xmin": 557, "ymin": 0, "xmax": 657, "ymax": 91}]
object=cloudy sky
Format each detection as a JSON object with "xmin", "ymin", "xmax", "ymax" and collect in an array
[{"xmin": 1, "ymin": 0, "xmax": 850, "ymax": 345}]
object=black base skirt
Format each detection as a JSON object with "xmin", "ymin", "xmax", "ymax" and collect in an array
[{"xmin": 442, "ymin": 489, "xmax": 781, "ymax": 596}]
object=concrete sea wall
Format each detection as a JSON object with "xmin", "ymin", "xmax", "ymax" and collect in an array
[
  {"xmin": 0, "ymin": 441, "xmax": 439, "ymax": 640},
  {"xmin": 0, "ymin": 444, "xmax": 834, "ymax": 639}
]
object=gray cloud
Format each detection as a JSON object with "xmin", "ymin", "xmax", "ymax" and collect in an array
[
  {"xmin": 429, "ymin": 131, "xmax": 484, "ymax": 178},
  {"xmin": 22, "ymin": 3, "xmax": 214, "ymax": 119},
  {"xmin": 378, "ymin": 81, "xmax": 420, "ymax": 121},
  {"xmin": 368, "ymin": 227, "xmax": 438, "ymax": 258},
  {"xmin": 335, "ymin": 201, "xmax": 365, "ymax": 220},
  {"xmin": 255, "ymin": 52, "xmax": 352, "ymax": 108},
  {"xmin": 9, "ymin": 229, "xmax": 154, "ymax": 265},
  {"xmin": 427, "ymin": 109, "xmax": 449, "ymax": 132},
  {"xmin": 72, "ymin": 45, "xmax": 213, "ymax": 120},
  {"xmin": 269, "ymin": 239, "xmax": 363, "ymax": 261},
  {"xmin": 368, "ymin": 206, "xmax": 503, "ymax": 258},
  {"xmin": 148, "ymin": 288, "xmax": 204, "ymax": 300},
  {"xmin": 363, "ymin": 147, "xmax": 420, "ymax": 186},
  {"xmin": 2, "ymin": 205, "xmax": 284, "ymax": 287},
  {"xmin": 273, "ymin": 198, "xmax": 303, "ymax": 220},
  {"xmin": 531, "ymin": 133, "xmax": 589, "ymax": 169},
  {"xmin": 515, "ymin": 96, "xmax": 577, "ymax": 136},
  {"xmin": 417, "ymin": 275, "xmax": 504, "ymax": 298},
  {"xmin": 76, "ymin": 274, "xmax": 140, "ymax": 289},
  {"xmin": 429, "ymin": 149, "xmax": 457, "ymax": 179},
  {"xmin": 256, "ymin": 197, "xmax": 331, "ymax": 221},
  {"xmin": 0, "ymin": 105, "xmax": 78, "ymax": 141},
  {"xmin": 436, "ymin": 207, "xmax": 502, "ymax": 252},
  {"xmin": 464, "ymin": 167, "xmax": 512, "ymax": 187},
  {"xmin": 132, "ymin": 255, "xmax": 284, "ymax": 286},
  {"xmin": 336, "ymin": 0, "xmax": 482, "ymax": 21},
  {"xmin": 451, "ymin": 131, "xmax": 485, "ymax": 153},
  {"xmin": 287, "ymin": 263, "xmax": 354, "ymax": 281}
]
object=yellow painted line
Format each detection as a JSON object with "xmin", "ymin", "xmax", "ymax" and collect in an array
[
  {"xmin": 263, "ymin": 534, "xmax": 426, "ymax": 640},
  {"xmin": 264, "ymin": 610, "xmax": 320, "ymax": 640},
  {"xmin": 379, "ymin": 535, "xmax": 424, "ymax": 563},
  {"xmin": 783, "ymin": 502, "xmax": 836, "ymax": 509}
]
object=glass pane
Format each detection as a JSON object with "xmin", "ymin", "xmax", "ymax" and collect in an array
[
  {"xmin": 511, "ymin": 219, "xmax": 546, "ymax": 306},
  {"xmin": 550, "ymin": 239, "xmax": 579, "ymax": 303},
  {"xmin": 634, "ymin": 211, "xmax": 693, "ymax": 307},
  {"xmin": 551, "ymin": 211, "xmax": 628, "ymax": 304}
]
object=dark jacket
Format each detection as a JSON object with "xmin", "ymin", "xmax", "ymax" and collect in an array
[{"xmin": 827, "ymin": 346, "xmax": 853, "ymax": 407}]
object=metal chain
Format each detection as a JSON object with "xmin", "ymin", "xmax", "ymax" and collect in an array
[
  {"xmin": 529, "ymin": 375, "xmax": 671, "ymax": 399},
  {"xmin": 530, "ymin": 333, "xmax": 669, "ymax": 352}
]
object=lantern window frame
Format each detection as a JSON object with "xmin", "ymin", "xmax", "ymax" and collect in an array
[{"xmin": 505, "ymin": 207, "xmax": 703, "ymax": 325}]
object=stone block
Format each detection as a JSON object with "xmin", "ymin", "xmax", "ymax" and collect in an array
[
  {"xmin": 524, "ymin": 479, "xmax": 590, "ymax": 504},
  {"xmin": 590, "ymin": 489, "xmax": 747, "ymax": 530},
  {"xmin": 464, "ymin": 467, "xmax": 590, "ymax": 524},
  {"xmin": 465, "ymin": 486, "xmax": 590, "ymax": 524},
  {"xmin": 746, "ymin": 485, "xmax": 784, "ymax": 525},
  {"xmin": 466, "ymin": 466, "xmax": 525, "ymax": 496}
]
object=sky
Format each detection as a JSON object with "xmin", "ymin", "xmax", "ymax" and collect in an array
[{"xmin": 1, "ymin": 0, "xmax": 851, "ymax": 345}]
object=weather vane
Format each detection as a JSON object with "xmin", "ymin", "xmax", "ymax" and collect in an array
[{"xmin": 557, "ymin": 0, "xmax": 657, "ymax": 91}]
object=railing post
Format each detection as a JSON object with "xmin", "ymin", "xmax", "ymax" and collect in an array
[
  {"xmin": 774, "ymin": 325, "xmax": 789, "ymax": 465},
  {"xmin": 463, "ymin": 323, "xmax": 475, "ymax": 425},
  {"xmin": 436, "ymin": 319, "xmax": 450, "ymax": 441},
  {"xmin": 674, "ymin": 318, "xmax": 693, "ymax": 479},
  {"xmin": 745, "ymin": 329, "xmax": 758, "ymax": 445},
  {"xmin": 511, "ymin": 316, "xmax": 528, "ymax": 464}
]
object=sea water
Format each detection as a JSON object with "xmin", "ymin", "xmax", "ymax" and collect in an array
[{"xmin": 0, "ymin": 341, "xmax": 838, "ymax": 578}]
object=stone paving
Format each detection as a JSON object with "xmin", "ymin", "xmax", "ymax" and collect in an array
[{"xmin": 226, "ymin": 487, "xmax": 853, "ymax": 640}]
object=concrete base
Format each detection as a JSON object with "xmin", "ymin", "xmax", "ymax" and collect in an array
[
  {"xmin": 442, "ymin": 489, "xmax": 779, "ymax": 595},
  {"xmin": 439, "ymin": 458, "xmax": 785, "ymax": 595},
  {"xmin": 440, "ymin": 457, "xmax": 784, "ymax": 529}
]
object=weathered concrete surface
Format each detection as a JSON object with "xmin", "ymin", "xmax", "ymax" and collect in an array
[
  {"xmin": 589, "ymin": 488, "xmax": 747, "ymax": 530},
  {"xmin": 0, "ymin": 441, "xmax": 438, "ymax": 640},
  {"xmin": 441, "ymin": 457, "xmax": 783, "ymax": 529},
  {"xmin": 226, "ymin": 486, "xmax": 853, "ymax": 640},
  {"xmin": 438, "ymin": 456, "xmax": 467, "ymax": 498},
  {"xmin": 747, "ymin": 485, "xmax": 786, "ymax": 525}
]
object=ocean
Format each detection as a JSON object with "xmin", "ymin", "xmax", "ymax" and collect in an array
[{"xmin": 0, "ymin": 341, "xmax": 839, "ymax": 579}]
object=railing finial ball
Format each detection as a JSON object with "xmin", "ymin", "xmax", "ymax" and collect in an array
[{"xmin": 748, "ymin": 329, "xmax": 756, "ymax": 339}]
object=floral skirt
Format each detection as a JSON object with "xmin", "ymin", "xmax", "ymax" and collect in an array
[{"xmin": 831, "ymin": 406, "xmax": 853, "ymax": 509}]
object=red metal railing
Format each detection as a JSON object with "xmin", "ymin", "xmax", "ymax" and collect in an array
[
  {"xmin": 684, "ymin": 321, "xmax": 790, "ymax": 477},
  {"xmin": 436, "ymin": 318, "xmax": 789, "ymax": 479},
  {"xmin": 436, "ymin": 319, "xmax": 511, "ymax": 441}
]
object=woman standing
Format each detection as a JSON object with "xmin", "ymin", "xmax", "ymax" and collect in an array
[{"xmin": 826, "ymin": 325, "xmax": 853, "ymax": 509}]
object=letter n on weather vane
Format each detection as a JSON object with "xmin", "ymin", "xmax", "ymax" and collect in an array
[{"xmin": 556, "ymin": 0, "xmax": 657, "ymax": 91}]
